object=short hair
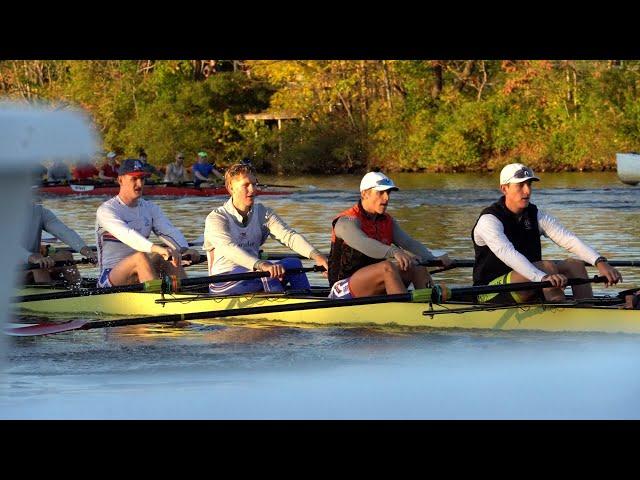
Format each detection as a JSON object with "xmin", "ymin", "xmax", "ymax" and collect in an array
[{"xmin": 224, "ymin": 163, "xmax": 257, "ymax": 189}]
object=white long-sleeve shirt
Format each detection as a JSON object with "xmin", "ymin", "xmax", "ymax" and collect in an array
[
  {"xmin": 21, "ymin": 204, "xmax": 88, "ymax": 262},
  {"xmin": 204, "ymin": 198, "xmax": 319, "ymax": 275},
  {"xmin": 473, "ymin": 209, "xmax": 600, "ymax": 282},
  {"xmin": 96, "ymin": 196, "xmax": 189, "ymax": 271}
]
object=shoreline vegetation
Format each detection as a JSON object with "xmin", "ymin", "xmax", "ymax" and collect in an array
[{"xmin": 1, "ymin": 60, "xmax": 638, "ymax": 175}]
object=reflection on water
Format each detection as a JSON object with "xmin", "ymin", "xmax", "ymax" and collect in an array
[{"xmin": 3, "ymin": 172, "xmax": 639, "ymax": 419}]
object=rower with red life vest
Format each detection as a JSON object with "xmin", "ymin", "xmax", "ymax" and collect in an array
[
  {"xmin": 328, "ymin": 171, "xmax": 451, "ymax": 300},
  {"xmin": 98, "ymin": 151, "xmax": 120, "ymax": 182},
  {"xmin": 95, "ymin": 158, "xmax": 200, "ymax": 288},
  {"xmin": 471, "ymin": 163, "xmax": 622, "ymax": 303},
  {"xmin": 72, "ymin": 157, "xmax": 99, "ymax": 181}
]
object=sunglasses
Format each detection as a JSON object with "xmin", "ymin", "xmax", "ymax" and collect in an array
[{"xmin": 506, "ymin": 167, "xmax": 535, "ymax": 182}]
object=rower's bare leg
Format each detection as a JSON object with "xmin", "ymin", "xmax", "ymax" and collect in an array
[
  {"xmin": 107, "ymin": 252, "xmax": 157, "ymax": 286},
  {"xmin": 349, "ymin": 260, "xmax": 407, "ymax": 297},
  {"xmin": 399, "ymin": 265, "xmax": 431, "ymax": 289},
  {"xmin": 532, "ymin": 260, "xmax": 566, "ymax": 301},
  {"xmin": 556, "ymin": 258, "xmax": 590, "ymax": 299}
]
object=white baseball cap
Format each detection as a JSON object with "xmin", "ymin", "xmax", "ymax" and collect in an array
[
  {"xmin": 106, "ymin": 151, "xmax": 117, "ymax": 159},
  {"xmin": 360, "ymin": 171, "xmax": 399, "ymax": 192},
  {"xmin": 499, "ymin": 163, "xmax": 540, "ymax": 185}
]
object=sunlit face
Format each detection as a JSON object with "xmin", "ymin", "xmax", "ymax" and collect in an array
[
  {"xmin": 228, "ymin": 173, "xmax": 258, "ymax": 212},
  {"xmin": 118, "ymin": 174, "xmax": 146, "ymax": 200},
  {"xmin": 501, "ymin": 180, "xmax": 533, "ymax": 213},
  {"xmin": 361, "ymin": 188, "xmax": 392, "ymax": 215}
]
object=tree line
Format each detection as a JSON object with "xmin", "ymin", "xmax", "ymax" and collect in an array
[{"xmin": 1, "ymin": 60, "xmax": 638, "ymax": 174}]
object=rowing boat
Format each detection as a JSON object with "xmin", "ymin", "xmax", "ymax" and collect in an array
[
  {"xmin": 616, "ymin": 152, "xmax": 640, "ymax": 186},
  {"xmin": 36, "ymin": 184, "xmax": 293, "ymax": 197},
  {"xmin": 13, "ymin": 287, "xmax": 640, "ymax": 334}
]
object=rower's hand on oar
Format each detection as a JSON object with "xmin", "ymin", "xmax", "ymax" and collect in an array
[
  {"xmin": 596, "ymin": 262, "xmax": 623, "ymax": 287},
  {"xmin": 436, "ymin": 254, "xmax": 452, "ymax": 267},
  {"xmin": 27, "ymin": 253, "xmax": 55, "ymax": 269},
  {"xmin": 393, "ymin": 250, "xmax": 415, "ymax": 271},
  {"xmin": 258, "ymin": 261, "xmax": 286, "ymax": 281},
  {"xmin": 79, "ymin": 246, "xmax": 97, "ymax": 263},
  {"xmin": 541, "ymin": 273, "xmax": 568, "ymax": 288},
  {"xmin": 311, "ymin": 253, "xmax": 329, "ymax": 278},
  {"xmin": 151, "ymin": 245, "xmax": 181, "ymax": 267},
  {"xmin": 180, "ymin": 248, "xmax": 201, "ymax": 266}
]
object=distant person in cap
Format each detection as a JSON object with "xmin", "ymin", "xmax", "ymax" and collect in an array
[
  {"xmin": 98, "ymin": 151, "xmax": 120, "ymax": 182},
  {"xmin": 192, "ymin": 151, "xmax": 224, "ymax": 187},
  {"xmin": 95, "ymin": 158, "xmax": 200, "ymax": 288},
  {"xmin": 164, "ymin": 152, "xmax": 188, "ymax": 184},
  {"xmin": 137, "ymin": 148, "xmax": 160, "ymax": 179},
  {"xmin": 327, "ymin": 171, "xmax": 451, "ymax": 300},
  {"xmin": 471, "ymin": 163, "xmax": 622, "ymax": 303}
]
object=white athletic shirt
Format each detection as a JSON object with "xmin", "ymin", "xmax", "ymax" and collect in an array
[
  {"xmin": 96, "ymin": 196, "xmax": 189, "ymax": 272},
  {"xmin": 203, "ymin": 198, "xmax": 318, "ymax": 275},
  {"xmin": 21, "ymin": 204, "xmax": 88, "ymax": 261},
  {"xmin": 473, "ymin": 209, "xmax": 600, "ymax": 282}
]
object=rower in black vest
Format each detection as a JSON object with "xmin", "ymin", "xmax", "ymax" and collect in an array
[{"xmin": 471, "ymin": 163, "xmax": 622, "ymax": 303}]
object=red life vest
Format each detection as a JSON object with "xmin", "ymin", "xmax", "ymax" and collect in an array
[
  {"xmin": 328, "ymin": 202, "xmax": 394, "ymax": 286},
  {"xmin": 100, "ymin": 162, "xmax": 119, "ymax": 179}
]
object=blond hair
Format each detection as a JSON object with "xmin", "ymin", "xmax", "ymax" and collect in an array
[{"xmin": 224, "ymin": 163, "xmax": 257, "ymax": 189}]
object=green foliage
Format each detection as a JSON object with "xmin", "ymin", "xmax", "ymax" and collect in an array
[{"xmin": 2, "ymin": 60, "xmax": 640, "ymax": 173}]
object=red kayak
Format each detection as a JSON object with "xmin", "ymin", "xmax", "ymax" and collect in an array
[{"xmin": 37, "ymin": 184, "xmax": 293, "ymax": 197}]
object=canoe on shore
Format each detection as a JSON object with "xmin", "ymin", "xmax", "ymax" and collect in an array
[{"xmin": 616, "ymin": 152, "xmax": 640, "ymax": 186}]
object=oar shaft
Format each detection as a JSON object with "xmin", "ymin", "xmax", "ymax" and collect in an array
[
  {"xmin": 24, "ymin": 258, "xmax": 95, "ymax": 270},
  {"xmin": 448, "ymin": 275, "xmax": 606, "ymax": 299}
]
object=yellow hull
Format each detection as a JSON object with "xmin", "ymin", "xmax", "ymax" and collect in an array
[{"xmin": 14, "ymin": 288, "xmax": 640, "ymax": 334}]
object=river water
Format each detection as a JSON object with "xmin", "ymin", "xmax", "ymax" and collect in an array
[{"xmin": 2, "ymin": 172, "xmax": 640, "ymax": 419}]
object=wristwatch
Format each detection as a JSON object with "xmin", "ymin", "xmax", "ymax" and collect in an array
[{"xmin": 594, "ymin": 256, "xmax": 608, "ymax": 266}]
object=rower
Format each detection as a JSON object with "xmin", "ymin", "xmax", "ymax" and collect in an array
[
  {"xmin": 72, "ymin": 157, "xmax": 99, "ymax": 182},
  {"xmin": 137, "ymin": 148, "xmax": 161, "ymax": 180},
  {"xmin": 98, "ymin": 151, "xmax": 119, "ymax": 182},
  {"xmin": 22, "ymin": 201, "xmax": 97, "ymax": 285},
  {"xmin": 192, "ymin": 151, "xmax": 224, "ymax": 187},
  {"xmin": 327, "ymin": 171, "xmax": 451, "ymax": 299},
  {"xmin": 164, "ymin": 152, "xmax": 188, "ymax": 184},
  {"xmin": 47, "ymin": 159, "xmax": 72, "ymax": 183},
  {"xmin": 95, "ymin": 158, "xmax": 200, "ymax": 288},
  {"xmin": 471, "ymin": 163, "xmax": 622, "ymax": 303},
  {"xmin": 203, "ymin": 163, "xmax": 328, "ymax": 295}
]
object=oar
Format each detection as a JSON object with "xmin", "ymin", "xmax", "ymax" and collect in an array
[
  {"xmin": 23, "ymin": 257, "xmax": 96, "ymax": 270},
  {"xmin": 13, "ymin": 266, "xmax": 326, "ymax": 303},
  {"xmin": 257, "ymin": 183, "xmax": 299, "ymax": 189},
  {"xmin": 6, "ymin": 276, "xmax": 609, "ymax": 337}
]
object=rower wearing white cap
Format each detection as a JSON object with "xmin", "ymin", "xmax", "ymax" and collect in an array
[
  {"xmin": 327, "ymin": 171, "xmax": 451, "ymax": 299},
  {"xmin": 98, "ymin": 151, "xmax": 119, "ymax": 181},
  {"xmin": 472, "ymin": 163, "xmax": 622, "ymax": 303},
  {"xmin": 95, "ymin": 158, "xmax": 200, "ymax": 288}
]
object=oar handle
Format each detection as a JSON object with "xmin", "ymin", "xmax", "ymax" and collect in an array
[
  {"xmin": 24, "ymin": 257, "xmax": 96, "ymax": 270},
  {"xmin": 179, "ymin": 265, "xmax": 326, "ymax": 288}
]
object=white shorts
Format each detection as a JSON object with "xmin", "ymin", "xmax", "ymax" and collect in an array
[{"xmin": 328, "ymin": 278, "xmax": 353, "ymax": 299}]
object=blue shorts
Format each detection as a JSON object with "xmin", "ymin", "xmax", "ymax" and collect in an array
[
  {"xmin": 328, "ymin": 278, "xmax": 353, "ymax": 299},
  {"xmin": 209, "ymin": 257, "xmax": 311, "ymax": 295},
  {"xmin": 97, "ymin": 268, "xmax": 113, "ymax": 288}
]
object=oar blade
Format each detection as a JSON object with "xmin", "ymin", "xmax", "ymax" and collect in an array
[{"xmin": 3, "ymin": 320, "xmax": 88, "ymax": 336}]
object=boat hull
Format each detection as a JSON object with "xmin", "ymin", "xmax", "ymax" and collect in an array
[
  {"xmin": 36, "ymin": 185, "xmax": 292, "ymax": 197},
  {"xmin": 616, "ymin": 152, "xmax": 640, "ymax": 185},
  {"xmin": 14, "ymin": 289, "xmax": 640, "ymax": 334}
]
